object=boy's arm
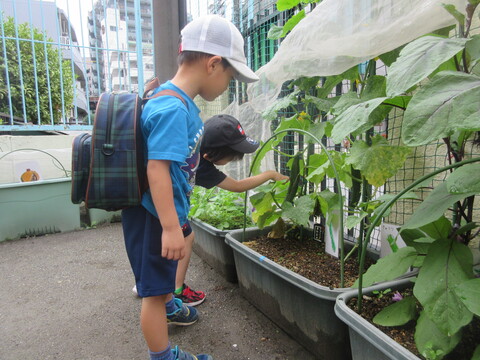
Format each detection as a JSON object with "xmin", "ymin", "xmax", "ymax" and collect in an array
[
  {"xmin": 217, "ymin": 170, "xmax": 288, "ymax": 192},
  {"xmin": 147, "ymin": 159, "xmax": 185, "ymax": 261}
]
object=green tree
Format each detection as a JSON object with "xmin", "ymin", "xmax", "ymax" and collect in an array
[{"xmin": 0, "ymin": 15, "xmax": 74, "ymax": 124}]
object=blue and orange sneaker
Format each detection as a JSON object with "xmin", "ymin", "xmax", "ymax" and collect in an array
[
  {"xmin": 167, "ymin": 298, "xmax": 198, "ymax": 326},
  {"xmin": 171, "ymin": 345, "xmax": 213, "ymax": 360}
]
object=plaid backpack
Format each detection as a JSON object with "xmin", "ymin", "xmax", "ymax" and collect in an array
[{"xmin": 71, "ymin": 78, "xmax": 187, "ymax": 211}]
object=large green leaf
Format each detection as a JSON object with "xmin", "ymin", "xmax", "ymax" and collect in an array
[
  {"xmin": 413, "ymin": 238, "xmax": 474, "ymax": 335},
  {"xmin": 445, "ymin": 163, "xmax": 480, "ymax": 194},
  {"xmin": 282, "ymin": 195, "xmax": 315, "ymax": 226},
  {"xmin": 373, "ymin": 296, "xmax": 417, "ymax": 326},
  {"xmin": 345, "ymin": 135, "xmax": 411, "ymax": 187},
  {"xmin": 304, "ymin": 95, "xmax": 338, "ymax": 113},
  {"xmin": 331, "ymin": 97, "xmax": 388, "ymax": 143},
  {"xmin": 387, "ymin": 36, "xmax": 468, "ymax": 97},
  {"xmin": 352, "ymin": 247, "xmax": 417, "ymax": 288},
  {"xmin": 280, "ymin": 10, "xmax": 305, "ymax": 38},
  {"xmin": 454, "ymin": 278, "xmax": 480, "ymax": 316},
  {"xmin": 415, "ymin": 310, "xmax": 461, "ymax": 358},
  {"xmin": 402, "ymin": 71, "xmax": 480, "ymax": 146},
  {"xmin": 250, "ymin": 192, "xmax": 278, "ymax": 228},
  {"xmin": 276, "ymin": 0, "xmax": 301, "ymax": 11},
  {"xmin": 262, "ymin": 91, "xmax": 299, "ymax": 121},
  {"xmin": 402, "ymin": 182, "xmax": 477, "ymax": 230}
]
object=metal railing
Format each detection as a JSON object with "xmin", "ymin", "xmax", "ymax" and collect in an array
[{"xmin": 0, "ymin": 0, "xmax": 152, "ymax": 131}]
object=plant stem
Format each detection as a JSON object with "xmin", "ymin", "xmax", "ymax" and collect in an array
[{"xmin": 245, "ymin": 128, "xmax": 345, "ymax": 287}]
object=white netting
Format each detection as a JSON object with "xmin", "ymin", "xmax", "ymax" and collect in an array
[
  {"xmin": 220, "ymin": 0, "xmax": 467, "ymax": 178},
  {"xmin": 246, "ymin": 0, "xmax": 466, "ymax": 113}
]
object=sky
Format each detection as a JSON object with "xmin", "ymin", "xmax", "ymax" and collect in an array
[{"xmin": 47, "ymin": 0, "xmax": 93, "ymax": 47}]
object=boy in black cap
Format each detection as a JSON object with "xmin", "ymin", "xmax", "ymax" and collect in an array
[{"xmin": 173, "ymin": 114, "xmax": 288, "ymax": 305}]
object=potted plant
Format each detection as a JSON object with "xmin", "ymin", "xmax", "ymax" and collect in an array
[
  {"xmin": 226, "ymin": 104, "xmax": 412, "ymax": 358},
  {"xmin": 189, "ymin": 187, "xmax": 254, "ymax": 282},
  {"xmin": 334, "ymin": 3, "xmax": 480, "ymax": 359}
]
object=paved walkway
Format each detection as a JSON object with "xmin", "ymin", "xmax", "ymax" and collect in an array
[{"xmin": 0, "ymin": 222, "xmax": 315, "ymax": 360}]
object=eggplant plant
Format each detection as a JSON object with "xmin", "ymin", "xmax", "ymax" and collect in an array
[{"xmin": 345, "ymin": 2, "xmax": 480, "ymax": 358}]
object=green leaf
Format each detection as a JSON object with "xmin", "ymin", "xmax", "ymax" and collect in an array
[
  {"xmin": 352, "ymin": 247, "xmax": 417, "ymax": 288},
  {"xmin": 304, "ymin": 95, "xmax": 338, "ymax": 113},
  {"xmin": 262, "ymin": 91, "xmax": 300, "ymax": 121},
  {"xmin": 373, "ymin": 296, "xmax": 417, "ymax": 326},
  {"xmin": 307, "ymin": 121, "xmax": 333, "ymax": 142},
  {"xmin": 276, "ymin": 0, "xmax": 301, "ymax": 11},
  {"xmin": 382, "ymin": 95, "xmax": 411, "ymax": 109},
  {"xmin": 387, "ymin": 36, "xmax": 468, "ymax": 97},
  {"xmin": 282, "ymin": 195, "xmax": 315, "ymax": 226},
  {"xmin": 345, "ymin": 212, "xmax": 368, "ymax": 230},
  {"xmin": 466, "ymin": 34, "xmax": 480, "ymax": 63},
  {"xmin": 250, "ymin": 192, "xmax": 278, "ymax": 228},
  {"xmin": 402, "ymin": 71, "xmax": 480, "ymax": 146},
  {"xmin": 454, "ymin": 278, "xmax": 480, "ymax": 316},
  {"xmin": 362, "ymin": 75, "xmax": 387, "ymax": 100},
  {"xmin": 345, "ymin": 135, "xmax": 411, "ymax": 187},
  {"xmin": 415, "ymin": 310, "xmax": 461, "ymax": 358},
  {"xmin": 413, "ymin": 238, "xmax": 474, "ymax": 335},
  {"xmin": 419, "ymin": 216, "xmax": 452, "ymax": 240},
  {"xmin": 331, "ymin": 97, "xmax": 388, "ymax": 143},
  {"xmin": 445, "ymin": 163, "xmax": 480, "ymax": 194},
  {"xmin": 402, "ymin": 182, "xmax": 477, "ymax": 230},
  {"xmin": 267, "ymin": 24, "xmax": 284, "ymax": 40},
  {"xmin": 378, "ymin": 46, "xmax": 404, "ymax": 67},
  {"xmin": 280, "ymin": 10, "xmax": 305, "ymax": 38},
  {"xmin": 472, "ymin": 345, "xmax": 480, "ymax": 360},
  {"xmin": 291, "ymin": 76, "xmax": 321, "ymax": 91},
  {"xmin": 441, "ymin": 3, "xmax": 466, "ymax": 25}
]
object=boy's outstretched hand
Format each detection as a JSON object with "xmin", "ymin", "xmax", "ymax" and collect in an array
[{"xmin": 266, "ymin": 170, "xmax": 289, "ymax": 182}]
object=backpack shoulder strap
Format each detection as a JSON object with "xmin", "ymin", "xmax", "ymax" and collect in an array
[{"xmin": 142, "ymin": 77, "xmax": 188, "ymax": 109}]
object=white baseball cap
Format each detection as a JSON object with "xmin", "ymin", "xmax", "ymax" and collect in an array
[{"xmin": 180, "ymin": 15, "xmax": 259, "ymax": 83}]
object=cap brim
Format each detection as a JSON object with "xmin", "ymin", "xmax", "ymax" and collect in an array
[
  {"xmin": 229, "ymin": 137, "xmax": 260, "ymax": 153},
  {"xmin": 227, "ymin": 58, "xmax": 259, "ymax": 83}
]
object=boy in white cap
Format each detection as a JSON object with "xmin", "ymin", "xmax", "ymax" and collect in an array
[{"xmin": 121, "ymin": 14, "xmax": 258, "ymax": 360}]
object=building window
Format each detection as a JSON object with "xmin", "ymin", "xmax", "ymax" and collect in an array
[{"xmin": 110, "ymin": 25, "xmax": 117, "ymax": 32}]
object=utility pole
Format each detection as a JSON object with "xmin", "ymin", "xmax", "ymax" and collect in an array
[{"xmin": 153, "ymin": 0, "xmax": 187, "ymax": 83}]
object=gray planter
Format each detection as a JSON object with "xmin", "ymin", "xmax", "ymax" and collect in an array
[
  {"xmin": 190, "ymin": 218, "xmax": 237, "ymax": 283},
  {"xmin": 225, "ymin": 226, "xmax": 380, "ymax": 360},
  {"xmin": 335, "ymin": 278, "xmax": 420, "ymax": 360}
]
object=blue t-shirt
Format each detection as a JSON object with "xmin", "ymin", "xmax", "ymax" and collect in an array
[{"xmin": 140, "ymin": 81, "xmax": 203, "ymax": 225}]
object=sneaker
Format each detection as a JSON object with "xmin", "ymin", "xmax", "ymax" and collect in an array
[
  {"xmin": 172, "ymin": 345, "xmax": 213, "ymax": 360},
  {"xmin": 174, "ymin": 284, "xmax": 206, "ymax": 306},
  {"xmin": 167, "ymin": 298, "xmax": 198, "ymax": 326}
]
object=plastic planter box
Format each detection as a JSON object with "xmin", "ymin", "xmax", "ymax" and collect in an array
[
  {"xmin": 225, "ymin": 226, "xmax": 380, "ymax": 359},
  {"xmin": 335, "ymin": 277, "xmax": 419, "ymax": 360},
  {"xmin": 190, "ymin": 218, "xmax": 237, "ymax": 283},
  {"xmin": 0, "ymin": 178, "xmax": 80, "ymax": 242}
]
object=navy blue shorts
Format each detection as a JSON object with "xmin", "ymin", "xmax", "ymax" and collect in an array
[{"xmin": 121, "ymin": 205, "xmax": 192, "ymax": 298}]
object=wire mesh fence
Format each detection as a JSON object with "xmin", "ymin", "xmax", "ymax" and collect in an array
[{"xmin": 1, "ymin": 0, "xmax": 478, "ymax": 249}]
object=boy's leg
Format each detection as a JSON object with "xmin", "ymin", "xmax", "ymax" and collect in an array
[
  {"xmin": 141, "ymin": 294, "xmax": 170, "ymax": 352},
  {"xmin": 175, "ymin": 232, "xmax": 193, "ymax": 290},
  {"xmin": 174, "ymin": 229, "xmax": 206, "ymax": 306}
]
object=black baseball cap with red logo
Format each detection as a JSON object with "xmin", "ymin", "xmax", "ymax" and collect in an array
[{"xmin": 202, "ymin": 114, "xmax": 260, "ymax": 153}]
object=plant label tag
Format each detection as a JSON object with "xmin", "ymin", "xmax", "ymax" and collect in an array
[{"xmin": 313, "ymin": 223, "xmax": 323, "ymax": 242}]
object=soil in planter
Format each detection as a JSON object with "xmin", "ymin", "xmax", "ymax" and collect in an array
[
  {"xmin": 243, "ymin": 234, "xmax": 374, "ymax": 288},
  {"xmin": 347, "ymin": 289, "xmax": 480, "ymax": 360}
]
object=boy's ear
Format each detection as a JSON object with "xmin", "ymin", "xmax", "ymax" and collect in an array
[
  {"xmin": 203, "ymin": 153, "xmax": 212, "ymax": 161},
  {"xmin": 206, "ymin": 56, "xmax": 223, "ymax": 73}
]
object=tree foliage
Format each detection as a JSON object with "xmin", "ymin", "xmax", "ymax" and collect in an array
[{"xmin": 0, "ymin": 15, "xmax": 74, "ymax": 124}]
